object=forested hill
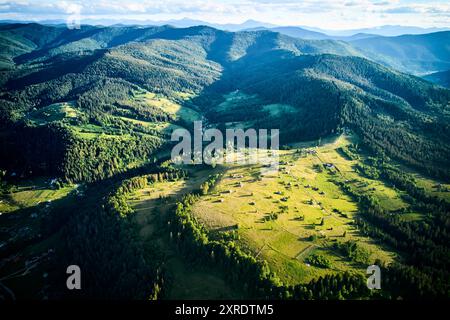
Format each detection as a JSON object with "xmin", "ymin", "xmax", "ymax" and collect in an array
[
  {"xmin": 0, "ymin": 23, "xmax": 359, "ymax": 69},
  {"xmin": 425, "ymin": 70, "xmax": 450, "ymax": 88},
  {"xmin": 0, "ymin": 23, "xmax": 361, "ymax": 118},
  {"xmin": 252, "ymin": 26, "xmax": 450, "ymax": 75},
  {"xmin": 350, "ymin": 31, "xmax": 450, "ymax": 75},
  {"xmin": 200, "ymin": 50, "xmax": 450, "ymax": 179},
  {"xmin": 1, "ymin": 23, "xmax": 450, "ymax": 182}
]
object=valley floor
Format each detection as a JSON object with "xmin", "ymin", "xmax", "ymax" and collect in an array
[
  {"xmin": 1, "ymin": 134, "xmax": 449, "ymax": 299},
  {"xmin": 191, "ymin": 135, "xmax": 398, "ymax": 285},
  {"xmin": 125, "ymin": 134, "xmax": 450, "ymax": 294}
]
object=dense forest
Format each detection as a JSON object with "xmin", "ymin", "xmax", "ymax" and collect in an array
[{"xmin": 338, "ymin": 145, "xmax": 450, "ymax": 298}]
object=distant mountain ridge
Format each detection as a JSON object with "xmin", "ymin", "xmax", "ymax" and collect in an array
[
  {"xmin": 350, "ymin": 31, "xmax": 450, "ymax": 75},
  {"xmin": 425, "ymin": 70, "xmax": 450, "ymax": 88},
  {"xmin": 243, "ymin": 26, "xmax": 380, "ymax": 41},
  {"xmin": 1, "ymin": 18, "xmax": 448, "ymax": 36},
  {"xmin": 310, "ymin": 25, "xmax": 450, "ymax": 37},
  {"xmin": 243, "ymin": 25, "xmax": 450, "ymax": 75}
]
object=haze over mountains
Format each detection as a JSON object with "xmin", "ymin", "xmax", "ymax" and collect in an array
[{"xmin": 2, "ymin": 18, "xmax": 449, "ymax": 35}]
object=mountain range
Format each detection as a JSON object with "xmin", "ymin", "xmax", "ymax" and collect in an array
[
  {"xmin": 2, "ymin": 21, "xmax": 449, "ymax": 77},
  {"xmin": 2, "ymin": 18, "xmax": 448, "ymax": 35},
  {"xmin": 0, "ymin": 22, "xmax": 449, "ymax": 182},
  {"xmin": 425, "ymin": 70, "xmax": 450, "ymax": 88}
]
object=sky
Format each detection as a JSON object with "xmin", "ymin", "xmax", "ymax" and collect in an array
[{"xmin": 0, "ymin": 0, "xmax": 449, "ymax": 30}]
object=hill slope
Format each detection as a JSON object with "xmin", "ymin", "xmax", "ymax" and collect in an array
[
  {"xmin": 424, "ymin": 70, "xmax": 450, "ymax": 88},
  {"xmin": 350, "ymin": 31, "xmax": 450, "ymax": 75}
]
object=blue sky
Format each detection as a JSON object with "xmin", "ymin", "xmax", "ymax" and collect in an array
[{"xmin": 0, "ymin": 0, "xmax": 449, "ymax": 29}]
